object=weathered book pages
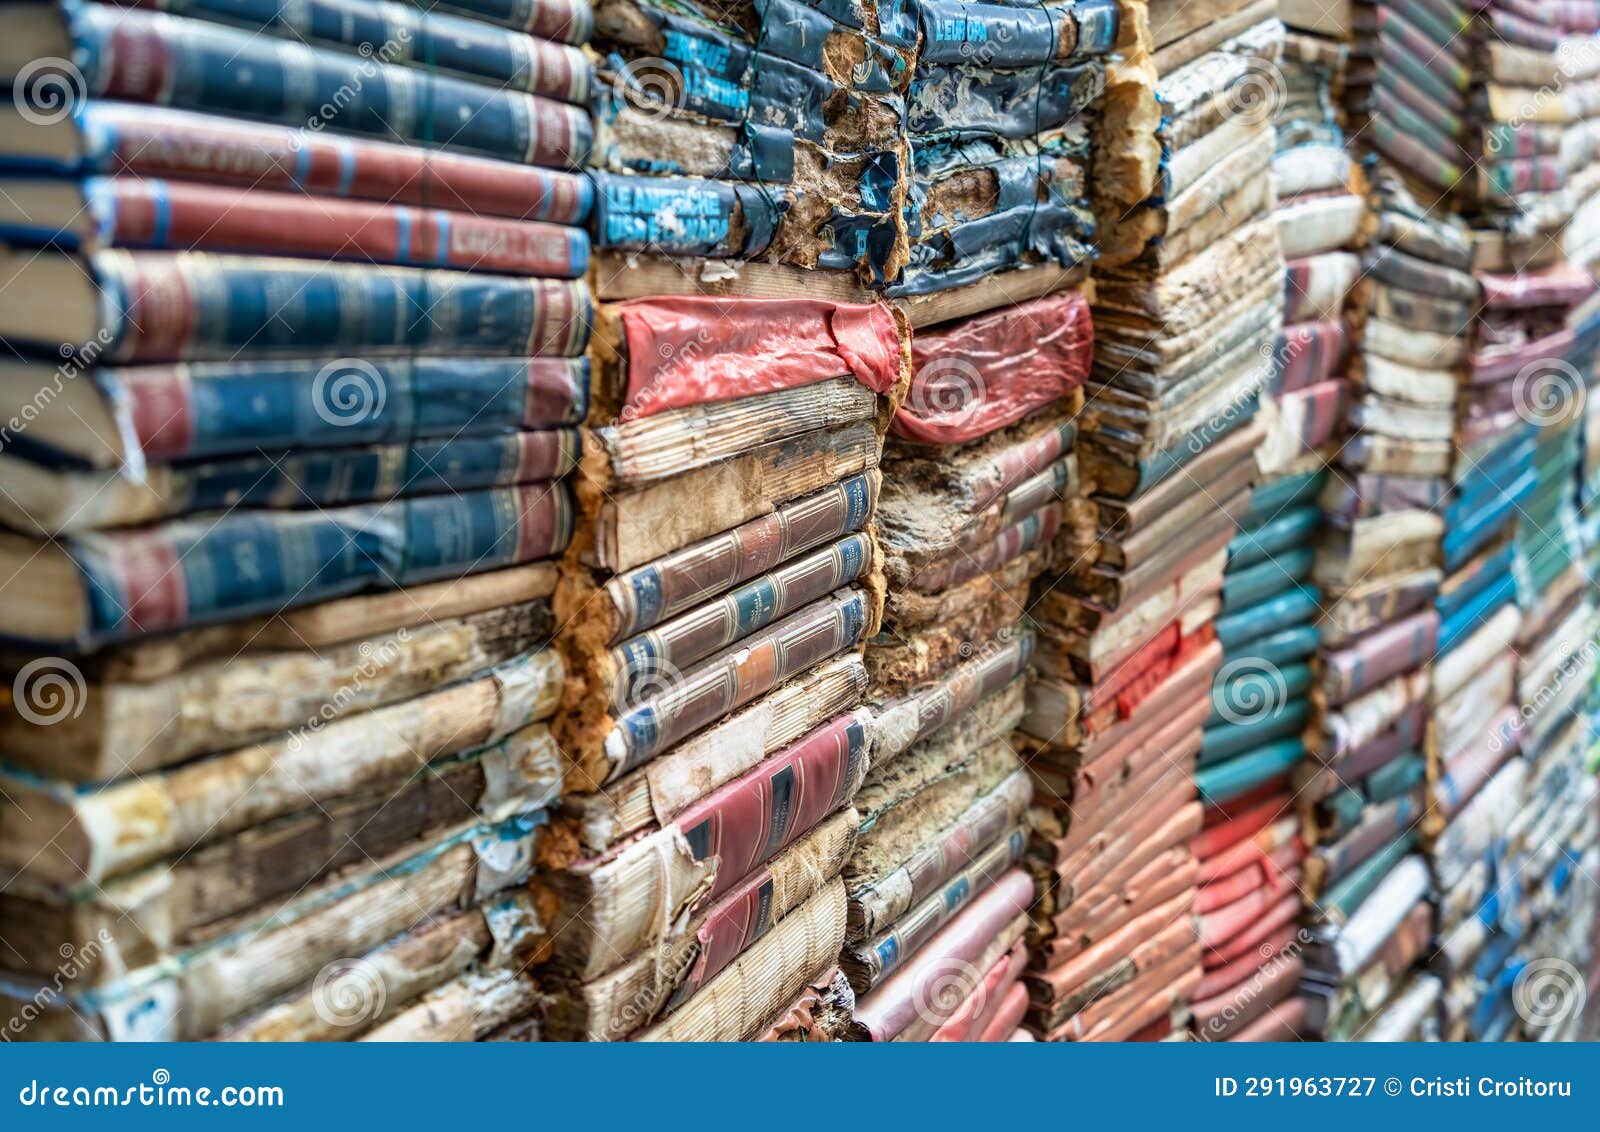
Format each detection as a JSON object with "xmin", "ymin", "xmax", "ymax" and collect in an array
[{"xmin": 0, "ymin": 651, "xmax": 563, "ymax": 893}]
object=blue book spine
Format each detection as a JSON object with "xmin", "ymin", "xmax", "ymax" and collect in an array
[
  {"xmin": 67, "ymin": 484, "xmax": 573, "ymax": 644},
  {"xmin": 68, "ymin": 5, "xmax": 592, "ymax": 166},
  {"xmin": 73, "ymin": 250, "xmax": 591, "ymax": 363}
]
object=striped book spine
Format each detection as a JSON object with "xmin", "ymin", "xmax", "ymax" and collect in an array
[
  {"xmin": 119, "ymin": 0, "xmax": 593, "ymax": 104},
  {"xmin": 673, "ymin": 714, "xmax": 869, "ymax": 900},
  {"xmin": 609, "ymin": 534, "xmax": 873, "ymax": 707},
  {"xmin": 74, "ymin": 251, "xmax": 591, "ymax": 362},
  {"xmin": 602, "ymin": 474, "xmax": 877, "ymax": 642},
  {"xmin": 20, "ymin": 103, "xmax": 592, "ymax": 223},
  {"xmin": 67, "ymin": 484, "xmax": 572, "ymax": 643},
  {"xmin": 145, "ymin": 430, "xmax": 579, "ymax": 518},
  {"xmin": 68, "ymin": 7, "xmax": 592, "ymax": 165},
  {"xmin": 607, "ymin": 592, "xmax": 870, "ymax": 777},
  {"xmin": 85, "ymin": 357, "xmax": 588, "ymax": 466},
  {"xmin": 56, "ymin": 178, "xmax": 590, "ymax": 277},
  {"xmin": 429, "ymin": 0, "xmax": 593, "ymax": 43}
]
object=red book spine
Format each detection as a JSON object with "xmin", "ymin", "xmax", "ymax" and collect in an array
[
  {"xmin": 98, "ymin": 106, "xmax": 591, "ymax": 223},
  {"xmin": 102, "ymin": 179, "xmax": 586, "ymax": 277}
]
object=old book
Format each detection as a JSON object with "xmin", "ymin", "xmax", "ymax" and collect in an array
[
  {"xmin": 634, "ymin": 880, "xmax": 849, "ymax": 1041},
  {"xmin": 0, "ymin": 721, "xmax": 561, "ymax": 980},
  {"xmin": 0, "ymin": 355, "xmax": 588, "ymax": 471},
  {"xmin": 0, "ymin": 811, "xmax": 549, "ymax": 1040},
  {"xmin": 564, "ymin": 656, "xmax": 867, "ymax": 845},
  {"xmin": 598, "ymin": 589, "xmax": 871, "ymax": 779},
  {"xmin": 0, "ymin": 249, "xmax": 590, "ymax": 363},
  {"xmin": 605, "ymin": 534, "xmax": 873, "ymax": 710},
  {"xmin": 842, "ymin": 828, "xmax": 1026, "ymax": 993},
  {"xmin": 216, "ymin": 892, "xmax": 546, "ymax": 1042},
  {"xmin": 0, "ymin": 650, "xmax": 563, "ymax": 892},
  {"xmin": 590, "ymin": 423, "xmax": 881, "ymax": 572},
  {"xmin": 847, "ymin": 768, "xmax": 1032, "ymax": 942},
  {"xmin": 598, "ymin": 474, "xmax": 878, "ymax": 643},
  {"xmin": 543, "ymin": 809, "xmax": 858, "ymax": 1041},
  {"xmin": 848, "ymin": 869, "xmax": 1032, "ymax": 1041},
  {"xmin": 0, "ymin": 485, "xmax": 573, "ymax": 648},
  {"xmin": 544, "ymin": 713, "xmax": 868, "ymax": 978},
  {"xmin": 0, "ymin": 599, "xmax": 552, "ymax": 781},
  {"xmin": 361, "ymin": 971, "xmax": 543, "ymax": 1042}
]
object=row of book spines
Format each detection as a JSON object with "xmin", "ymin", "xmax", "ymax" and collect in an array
[
  {"xmin": 63, "ymin": 7, "xmax": 594, "ymax": 167},
  {"xmin": 4, "ymin": 103, "xmax": 592, "ymax": 224},
  {"xmin": 18, "ymin": 177, "xmax": 590, "ymax": 278},
  {"xmin": 92, "ymin": 357, "xmax": 591, "ymax": 467},
  {"xmin": 66, "ymin": 484, "xmax": 572, "ymax": 646},
  {"xmin": 44, "ymin": 252, "xmax": 592, "ymax": 363},
  {"xmin": 24, "ymin": 431, "xmax": 581, "ymax": 534},
  {"xmin": 109, "ymin": 0, "xmax": 594, "ymax": 102}
]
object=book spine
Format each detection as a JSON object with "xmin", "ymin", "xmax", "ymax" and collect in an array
[
  {"xmin": 109, "ymin": 357, "xmax": 588, "ymax": 462},
  {"xmin": 673, "ymin": 714, "xmax": 868, "ymax": 900},
  {"xmin": 609, "ymin": 533, "xmax": 873, "ymax": 706},
  {"xmin": 615, "ymin": 296, "xmax": 901, "ymax": 420},
  {"xmin": 961, "ymin": 420, "xmax": 1076, "ymax": 514},
  {"xmin": 908, "ymin": 504, "xmax": 1063, "ymax": 593},
  {"xmin": 70, "ymin": 104, "xmax": 592, "ymax": 223},
  {"xmin": 589, "ymin": 173, "xmax": 781, "ymax": 258},
  {"xmin": 121, "ymin": 0, "xmax": 593, "ymax": 104},
  {"xmin": 92, "ymin": 251, "xmax": 591, "ymax": 362},
  {"xmin": 906, "ymin": 59, "xmax": 1103, "ymax": 141},
  {"xmin": 68, "ymin": 484, "xmax": 572, "ymax": 642},
  {"xmin": 913, "ymin": 0, "xmax": 1119, "ymax": 66},
  {"xmin": 163, "ymin": 430, "xmax": 579, "ymax": 515},
  {"xmin": 1274, "ymin": 319, "xmax": 1349, "ymax": 394},
  {"xmin": 608, "ymin": 592, "xmax": 870, "ymax": 775},
  {"xmin": 85, "ymin": 178, "xmax": 589, "ymax": 277},
  {"xmin": 433, "ymin": 0, "xmax": 594, "ymax": 44},
  {"xmin": 602, "ymin": 473, "xmax": 877, "ymax": 641},
  {"xmin": 75, "ymin": 7, "xmax": 591, "ymax": 166}
]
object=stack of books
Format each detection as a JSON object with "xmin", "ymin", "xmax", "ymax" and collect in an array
[
  {"xmin": 0, "ymin": 0, "xmax": 596, "ymax": 1040},
  {"xmin": 1297, "ymin": 165, "xmax": 1459, "ymax": 1042},
  {"xmin": 1018, "ymin": 0, "xmax": 1284, "ymax": 1042},
  {"xmin": 841, "ymin": 0, "xmax": 1115, "ymax": 1045},
  {"xmin": 1183, "ymin": 19, "xmax": 1370, "ymax": 1044},
  {"xmin": 534, "ymin": 0, "xmax": 912, "ymax": 1044}
]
